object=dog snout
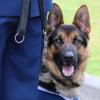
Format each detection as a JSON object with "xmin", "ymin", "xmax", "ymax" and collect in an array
[{"xmin": 63, "ymin": 51, "xmax": 74, "ymax": 64}]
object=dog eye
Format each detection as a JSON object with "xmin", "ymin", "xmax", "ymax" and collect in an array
[
  {"xmin": 73, "ymin": 37, "xmax": 82, "ymax": 48},
  {"xmin": 54, "ymin": 36, "xmax": 63, "ymax": 47}
]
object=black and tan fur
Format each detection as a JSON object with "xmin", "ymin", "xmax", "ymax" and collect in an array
[{"xmin": 39, "ymin": 3, "xmax": 91, "ymax": 98}]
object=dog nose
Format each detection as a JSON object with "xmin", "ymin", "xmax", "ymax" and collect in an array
[{"xmin": 63, "ymin": 51, "xmax": 74, "ymax": 62}]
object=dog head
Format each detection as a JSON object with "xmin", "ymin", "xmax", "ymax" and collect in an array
[
  {"xmin": 46, "ymin": 4, "xmax": 91, "ymax": 79},
  {"xmin": 48, "ymin": 25, "xmax": 79, "ymax": 78}
]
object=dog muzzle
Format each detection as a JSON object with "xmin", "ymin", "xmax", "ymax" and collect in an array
[{"xmin": 54, "ymin": 44, "xmax": 79, "ymax": 77}]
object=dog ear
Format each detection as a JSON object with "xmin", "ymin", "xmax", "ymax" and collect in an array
[
  {"xmin": 47, "ymin": 3, "xmax": 64, "ymax": 31},
  {"xmin": 73, "ymin": 5, "xmax": 91, "ymax": 38}
]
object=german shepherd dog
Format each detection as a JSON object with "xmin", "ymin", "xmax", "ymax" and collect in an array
[{"xmin": 39, "ymin": 3, "xmax": 91, "ymax": 98}]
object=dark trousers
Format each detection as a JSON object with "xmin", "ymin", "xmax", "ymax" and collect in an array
[{"xmin": 0, "ymin": 16, "xmax": 43, "ymax": 100}]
